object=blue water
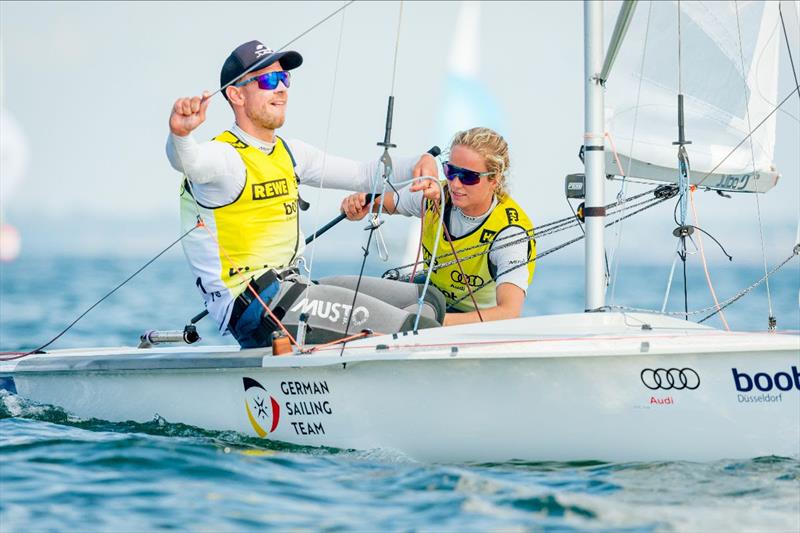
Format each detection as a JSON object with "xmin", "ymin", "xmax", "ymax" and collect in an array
[{"xmin": 1, "ymin": 253, "xmax": 799, "ymax": 531}]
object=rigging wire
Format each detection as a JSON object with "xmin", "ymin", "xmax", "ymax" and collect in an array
[
  {"xmin": 660, "ymin": 238, "xmax": 682, "ymax": 313},
  {"xmin": 7, "ymin": 3, "xmax": 363, "ymax": 360},
  {"xmin": 340, "ymin": 0, "xmax": 406, "ymax": 350},
  {"xmin": 209, "ymin": 1, "xmax": 356, "ymax": 100},
  {"xmin": 667, "ymin": 0, "xmax": 693, "ymax": 320},
  {"xmin": 602, "ymin": 246, "xmax": 798, "ymax": 320},
  {"xmin": 735, "ymin": 0, "xmax": 775, "ymax": 330},
  {"xmin": 609, "ymin": 0, "xmax": 653, "ymax": 306},
  {"xmin": 1, "ymin": 225, "xmax": 201, "ymax": 361},
  {"xmin": 434, "ymin": 200, "xmax": 484, "ymax": 320},
  {"xmin": 388, "ymin": 186, "xmax": 664, "ymax": 276},
  {"xmin": 698, "ymin": 249, "xmax": 797, "ymax": 323},
  {"xmin": 689, "ymin": 188, "xmax": 730, "ymax": 330},
  {"xmin": 676, "ymin": 0, "xmax": 683, "ymax": 96},
  {"xmin": 439, "ymin": 193, "xmax": 673, "ymax": 310},
  {"xmin": 389, "ymin": 0, "xmax": 404, "ymax": 97},
  {"xmin": 694, "ymin": 85, "xmax": 798, "ymax": 189},
  {"xmin": 779, "ymin": 2, "xmax": 800, "ymax": 105},
  {"xmin": 756, "ymin": 14, "xmax": 799, "ymax": 124},
  {"xmin": 298, "ymin": 1, "xmax": 349, "ymax": 344}
]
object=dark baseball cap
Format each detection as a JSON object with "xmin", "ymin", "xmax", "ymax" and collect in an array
[{"xmin": 220, "ymin": 40, "xmax": 303, "ymax": 94}]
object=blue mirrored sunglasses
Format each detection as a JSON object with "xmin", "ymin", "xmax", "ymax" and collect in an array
[
  {"xmin": 442, "ymin": 162, "xmax": 491, "ymax": 186},
  {"xmin": 234, "ymin": 70, "xmax": 291, "ymax": 91}
]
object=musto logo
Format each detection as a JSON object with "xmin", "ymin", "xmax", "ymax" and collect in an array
[
  {"xmin": 290, "ymin": 298, "xmax": 369, "ymax": 327},
  {"xmin": 640, "ymin": 368, "xmax": 700, "ymax": 390},
  {"xmin": 243, "ymin": 377, "xmax": 280, "ymax": 437},
  {"xmin": 732, "ymin": 366, "xmax": 799, "ymax": 404}
]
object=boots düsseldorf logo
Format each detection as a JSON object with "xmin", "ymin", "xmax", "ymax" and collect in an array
[
  {"xmin": 640, "ymin": 368, "xmax": 700, "ymax": 390},
  {"xmin": 243, "ymin": 377, "xmax": 280, "ymax": 437}
]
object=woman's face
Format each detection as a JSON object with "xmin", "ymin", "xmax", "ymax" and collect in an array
[{"xmin": 447, "ymin": 144, "xmax": 497, "ymax": 216}]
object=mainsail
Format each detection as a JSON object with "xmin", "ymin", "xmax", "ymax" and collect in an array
[{"xmin": 603, "ymin": 0, "xmax": 793, "ymax": 194}]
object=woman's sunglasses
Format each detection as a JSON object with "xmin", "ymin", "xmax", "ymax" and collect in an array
[
  {"xmin": 443, "ymin": 162, "xmax": 491, "ymax": 186},
  {"xmin": 234, "ymin": 71, "xmax": 291, "ymax": 91}
]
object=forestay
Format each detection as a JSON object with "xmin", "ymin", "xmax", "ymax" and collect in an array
[{"xmin": 603, "ymin": 1, "xmax": 792, "ymax": 194}]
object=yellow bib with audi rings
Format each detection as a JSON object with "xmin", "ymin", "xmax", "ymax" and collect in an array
[
  {"xmin": 180, "ymin": 131, "xmax": 299, "ymax": 331},
  {"xmin": 421, "ymin": 189, "xmax": 535, "ymax": 312}
]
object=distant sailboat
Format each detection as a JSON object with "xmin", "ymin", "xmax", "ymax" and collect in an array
[
  {"xmin": 0, "ymin": 108, "xmax": 29, "ymax": 263},
  {"xmin": 0, "ymin": 40, "xmax": 29, "ymax": 262},
  {"xmin": 401, "ymin": 0, "xmax": 506, "ymax": 265}
]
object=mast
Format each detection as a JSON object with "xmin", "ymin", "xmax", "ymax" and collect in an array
[{"xmin": 583, "ymin": 0, "xmax": 606, "ymax": 311}]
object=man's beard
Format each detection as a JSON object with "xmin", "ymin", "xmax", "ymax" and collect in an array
[{"xmin": 247, "ymin": 105, "xmax": 285, "ymax": 130}]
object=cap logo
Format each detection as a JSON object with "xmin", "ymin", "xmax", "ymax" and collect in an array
[{"xmin": 254, "ymin": 44, "xmax": 274, "ymax": 58}]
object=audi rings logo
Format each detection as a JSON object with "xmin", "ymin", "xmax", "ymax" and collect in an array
[
  {"xmin": 640, "ymin": 368, "xmax": 700, "ymax": 390},
  {"xmin": 450, "ymin": 271, "xmax": 485, "ymax": 287}
]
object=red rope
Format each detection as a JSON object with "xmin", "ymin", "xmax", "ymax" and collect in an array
[
  {"xmin": 429, "ymin": 198, "xmax": 484, "ymax": 321},
  {"xmin": 198, "ymin": 220, "xmax": 301, "ymax": 348}
]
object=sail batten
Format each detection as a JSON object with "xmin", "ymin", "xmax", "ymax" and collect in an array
[{"xmin": 604, "ymin": 0, "xmax": 785, "ymax": 194}]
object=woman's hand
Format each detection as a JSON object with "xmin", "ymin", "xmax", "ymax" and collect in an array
[
  {"xmin": 409, "ymin": 177, "xmax": 441, "ymax": 202},
  {"xmin": 411, "ymin": 153, "xmax": 442, "ymax": 202}
]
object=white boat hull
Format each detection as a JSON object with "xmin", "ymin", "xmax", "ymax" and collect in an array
[{"xmin": 3, "ymin": 313, "xmax": 799, "ymax": 462}]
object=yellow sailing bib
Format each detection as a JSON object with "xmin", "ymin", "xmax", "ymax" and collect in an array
[
  {"xmin": 421, "ymin": 188, "xmax": 535, "ymax": 312},
  {"xmin": 179, "ymin": 131, "xmax": 300, "ymax": 330}
]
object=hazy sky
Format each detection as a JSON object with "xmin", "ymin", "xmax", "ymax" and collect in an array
[{"xmin": 1, "ymin": 1, "xmax": 798, "ymax": 267}]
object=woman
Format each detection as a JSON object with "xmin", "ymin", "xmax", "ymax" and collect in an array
[{"xmin": 342, "ymin": 127, "xmax": 535, "ymax": 325}]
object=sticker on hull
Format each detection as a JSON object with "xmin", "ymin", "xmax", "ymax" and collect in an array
[{"xmin": 243, "ymin": 377, "xmax": 280, "ymax": 438}]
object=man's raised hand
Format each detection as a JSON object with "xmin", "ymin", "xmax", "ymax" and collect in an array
[{"xmin": 169, "ymin": 91, "xmax": 211, "ymax": 137}]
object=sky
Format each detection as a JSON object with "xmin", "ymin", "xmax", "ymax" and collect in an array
[{"xmin": 1, "ymin": 0, "xmax": 798, "ymax": 268}]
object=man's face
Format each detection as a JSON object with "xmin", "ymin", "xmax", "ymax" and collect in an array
[{"xmin": 233, "ymin": 61, "xmax": 289, "ymax": 131}]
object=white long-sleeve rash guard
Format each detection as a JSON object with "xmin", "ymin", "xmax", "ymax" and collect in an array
[{"xmin": 166, "ymin": 123, "xmax": 419, "ymax": 208}]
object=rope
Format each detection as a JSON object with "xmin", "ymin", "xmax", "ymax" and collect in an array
[
  {"xmin": 307, "ymin": 330, "xmax": 377, "ymax": 353},
  {"xmin": 390, "ymin": 188, "xmax": 665, "ymax": 276},
  {"xmin": 661, "ymin": 238, "xmax": 682, "ymax": 313},
  {"xmin": 609, "ymin": 2, "xmax": 652, "ymax": 305},
  {"xmin": 779, "ymin": 3, "xmax": 800, "ymax": 106},
  {"xmin": 411, "ymin": 180, "xmax": 446, "ymax": 330},
  {"xmin": 440, "ymin": 194, "xmax": 671, "ymax": 309},
  {"xmin": 605, "ymin": 130, "xmax": 629, "ymax": 303},
  {"xmin": 735, "ymin": 0, "xmax": 775, "ymax": 329},
  {"xmin": 210, "ymin": 1, "xmax": 356, "ymax": 100},
  {"xmin": 694, "ymin": 86, "xmax": 799, "ymax": 189},
  {"xmin": 604, "ymin": 248, "xmax": 799, "ymax": 321},
  {"xmin": 689, "ymin": 187, "xmax": 729, "ymax": 330},
  {"xmin": 299, "ymin": 2, "xmax": 348, "ymax": 326},
  {"xmin": 435, "ymin": 200, "xmax": 484, "ymax": 320},
  {"xmin": 409, "ymin": 194, "xmax": 426, "ymax": 281},
  {"xmin": 1, "ymin": 224, "xmax": 202, "ymax": 361},
  {"xmin": 677, "ymin": 0, "xmax": 683, "ymax": 95},
  {"xmin": 341, "ymin": 1, "xmax": 408, "ymax": 348},
  {"xmin": 389, "ymin": 1, "xmax": 404, "ymax": 97},
  {"xmin": 197, "ymin": 223, "xmax": 299, "ymax": 348}
]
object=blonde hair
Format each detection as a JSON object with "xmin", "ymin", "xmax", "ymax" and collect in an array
[{"xmin": 449, "ymin": 127, "xmax": 510, "ymax": 200}]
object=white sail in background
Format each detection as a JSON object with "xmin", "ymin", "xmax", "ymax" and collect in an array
[
  {"xmin": 402, "ymin": 0, "xmax": 506, "ymax": 265},
  {"xmin": 604, "ymin": 0, "xmax": 793, "ymax": 193},
  {"xmin": 435, "ymin": 1, "xmax": 505, "ymax": 142},
  {"xmin": 0, "ymin": 39, "xmax": 28, "ymax": 261},
  {"xmin": 0, "ymin": 109, "xmax": 29, "ymax": 212}
]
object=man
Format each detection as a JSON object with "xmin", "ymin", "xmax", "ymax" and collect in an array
[{"xmin": 167, "ymin": 40, "xmax": 442, "ymax": 348}]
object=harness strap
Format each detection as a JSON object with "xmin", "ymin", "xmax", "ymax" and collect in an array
[
  {"xmin": 228, "ymin": 267, "xmax": 300, "ymax": 331},
  {"xmin": 269, "ymin": 279, "xmax": 308, "ymax": 322}
]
